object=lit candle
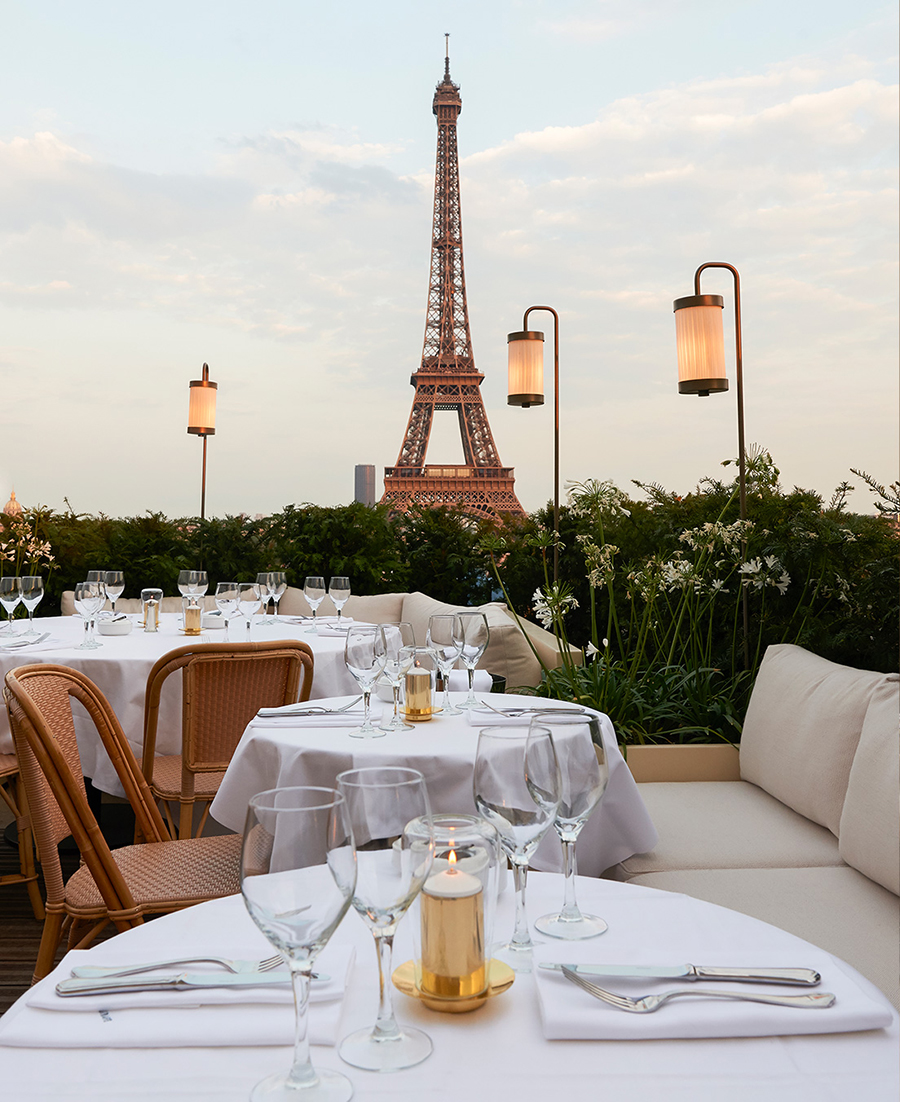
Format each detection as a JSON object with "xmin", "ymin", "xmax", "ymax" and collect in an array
[
  {"xmin": 184, "ymin": 603, "xmax": 201, "ymax": 634},
  {"xmin": 420, "ymin": 851, "xmax": 486, "ymax": 998},
  {"xmin": 404, "ymin": 668, "xmax": 433, "ymax": 721}
]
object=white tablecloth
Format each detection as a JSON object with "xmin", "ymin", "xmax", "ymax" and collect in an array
[
  {"xmin": 0, "ymin": 874, "xmax": 895, "ymax": 1101},
  {"xmin": 0, "ymin": 615, "xmax": 358, "ymax": 795},
  {"xmin": 211, "ymin": 696, "xmax": 659, "ymax": 877}
]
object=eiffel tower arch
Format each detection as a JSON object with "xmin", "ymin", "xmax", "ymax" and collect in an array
[{"xmin": 381, "ymin": 47, "xmax": 525, "ymax": 521}]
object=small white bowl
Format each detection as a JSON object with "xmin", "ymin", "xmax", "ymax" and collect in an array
[
  {"xmin": 97, "ymin": 618, "xmax": 133, "ymax": 636},
  {"xmin": 202, "ymin": 611, "xmax": 226, "ymax": 630}
]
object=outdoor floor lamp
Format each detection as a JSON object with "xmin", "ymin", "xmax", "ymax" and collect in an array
[
  {"xmin": 508, "ymin": 306, "xmax": 560, "ymax": 582},
  {"xmin": 673, "ymin": 262, "xmax": 749, "ymax": 668},
  {"xmin": 187, "ymin": 362, "xmax": 217, "ymax": 520}
]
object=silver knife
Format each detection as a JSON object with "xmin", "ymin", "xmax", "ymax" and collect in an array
[
  {"xmin": 539, "ymin": 963, "xmax": 821, "ymax": 986},
  {"xmin": 56, "ymin": 971, "xmax": 299, "ymax": 997}
]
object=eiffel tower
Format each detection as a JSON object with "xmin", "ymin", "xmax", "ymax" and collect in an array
[{"xmin": 381, "ymin": 44, "xmax": 525, "ymax": 520}]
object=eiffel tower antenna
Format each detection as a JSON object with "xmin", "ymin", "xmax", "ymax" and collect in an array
[{"xmin": 381, "ymin": 47, "xmax": 525, "ymax": 519}]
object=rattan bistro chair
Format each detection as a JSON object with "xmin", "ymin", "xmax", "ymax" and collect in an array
[
  {"xmin": 0, "ymin": 752, "xmax": 44, "ymax": 920},
  {"xmin": 141, "ymin": 640, "xmax": 314, "ymax": 838},
  {"xmin": 4, "ymin": 664, "xmax": 242, "ymax": 983}
]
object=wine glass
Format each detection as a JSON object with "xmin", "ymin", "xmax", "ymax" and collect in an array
[
  {"xmin": 457, "ymin": 611, "xmax": 490, "ymax": 709},
  {"xmin": 269, "ymin": 571, "xmax": 287, "ymax": 623},
  {"xmin": 86, "ymin": 570, "xmax": 107, "ymax": 626},
  {"xmin": 73, "ymin": 581, "xmax": 103, "ymax": 649},
  {"xmin": 426, "ymin": 614, "xmax": 464, "ymax": 715},
  {"xmin": 532, "ymin": 714, "xmax": 610, "ymax": 940},
  {"xmin": 303, "ymin": 577, "xmax": 326, "ymax": 634},
  {"xmin": 473, "ymin": 724, "xmax": 560, "ymax": 972},
  {"xmin": 328, "ymin": 577, "xmax": 351, "ymax": 624},
  {"xmin": 239, "ymin": 582, "xmax": 262, "ymax": 641},
  {"xmin": 336, "ymin": 767, "xmax": 434, "ymax": 1072},
  {"xmin": 104, "ymin": 571, "xmax": 125, "ymax": 615},
  {"xmin": 214, "ymin": 582, "xmax": 240, "ymax": 641},
  {"xmin": 256, "ymin": 573, "xmax": 274, "ymax": 622},
  {"xmin": 343, "ymin": 625, "xmax": 388, "ymax": 738},
  {"xmin": 19, "ymin": 576, "xmax": 44, "ymax": 637},
  {"xmin": 178, "ymin": 570, "xmax": 208, "ymax": 597},
  {"xmin": 378, "ymin": 622, "xmax": 416, "ymax": 731},
  {"xmin": 0, "ymin": 577, "xmax": 22, "ymax": 634},
  {"xmin": 242, "ymin": 786, "xmax": 357, "ymax": 1102}
]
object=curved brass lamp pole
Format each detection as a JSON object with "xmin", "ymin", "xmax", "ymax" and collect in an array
[
  {"xmin": 674, "ymin": 263, "xmax": 749, "ymax": 668},
  {"xmin": 507, "ymin": 306, "xmax": 560, "ymax": 582}
]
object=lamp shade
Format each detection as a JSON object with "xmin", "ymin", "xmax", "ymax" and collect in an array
[
  {"xmin": 187, "ymin": 364, "xmax": 217, "ymax": 435},
  {"xmin": 673, "ymin": 294, "xmax": 728, "ymax": 396},
  {"xmin": 507, "ymin": 330, "xmax": 545, "ymax": 407}
]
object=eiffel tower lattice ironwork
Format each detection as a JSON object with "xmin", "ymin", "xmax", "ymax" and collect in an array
[{"xmin": 381, "ymin": 47, "xmax": 525, "ymax": 519}]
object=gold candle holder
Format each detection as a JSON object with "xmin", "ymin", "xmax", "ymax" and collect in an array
[
  {"xmin": 419, "ymin": 860, "xmax": 485, "ymax": 999},
  {"xmin": 403, "ymin": 667, "xmax": 434, "ymax": 722},
  {"xmin": 183, "ymin": 599, "xmax": 202, "ymax": 635}
]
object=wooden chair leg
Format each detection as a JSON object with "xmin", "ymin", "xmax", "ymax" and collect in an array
[
  {"xmin": 178, "ymin": 798, "xmax": 194, "ymax": 840},
  {"xmin": 32, "ymin": 910, "xmax": 67, "ymax": 983},
  {"xmin": 16, "ymin": 776, "xmax": 44, "ymax": 921}
]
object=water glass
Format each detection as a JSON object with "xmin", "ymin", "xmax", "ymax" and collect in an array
[
  {"xmin": 242, "ymin": 787, "xmax": 357, "ymax": 1101},
  {"xmin": 378, "ymin": 622, "xmax": 416, "ymax": 731},
  {"xmin": 74, "ymin": 581, "xmax": 104, "ymax": 649},
  {"xmin": 0, "ymin": 577, "xmax": 22, "ymax": 633},
  {"xmin": 457, "ymin": 611, "xmax": 490, "ymax": 709},
  {"xmin": 328, "ymin": 577, "xmax": 351, "ymax": 623},
  {"xmin": 239, "ymin": 582, "xmax": 262, "ymax": 640},
  {"xmin": 343, "ymin": 624, "xmax": 387, "ymax": 738},
  {"xmin": 303, "ymin": 577, "xmax": 326, "ymax": 633},
  {"xmin": 104, "ymin": 571, "xmax": 125, "ymax": 615},
  {"xmin": 426, "ymin": 614, "xmax": 464, "ymax": 715},
  {"xmin": 214, "ymin": 582, "xmax": 240, "ymax": 641}
]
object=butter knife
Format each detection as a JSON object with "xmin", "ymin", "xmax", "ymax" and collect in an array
[
  {"xmin": 539, "ymin": 963, "xmax": 821, "ymax": 986},
  {"xmin": 56, "ymin": 971, "xmax": 299, "ymax": 997}
]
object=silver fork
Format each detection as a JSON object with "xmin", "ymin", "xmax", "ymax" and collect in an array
[
  {"xmin": 560, "ymin": 967, "xmax": 836, "ymax": 1013},
  {"xmin": 70, "ymin": 954, "xmax": 285, "ymax": 979},
  {"xmin": 477, "ymin": 700, "xmax": 585, "ymax": 717}
]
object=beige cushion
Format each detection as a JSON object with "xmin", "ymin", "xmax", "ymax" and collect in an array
[
  {"xmin": 617, "ymin": 781, "xmax": 843, "ymax": 878},
  {"xmin": 400, "ymin": 591, "xmax": 541, "ymax": 688},
  {"xmin": 60, "ymin": 591, "xmax": 218, "ymax": 615},
  {"xmin": 629, "ymin": 865, "xmax": 900, "ymax": 1011},
  {"xmin": 740, "ymin": 644, "xmax": 887, "ymax": 835},
  {"xmin": 839, "ymin": 677, "xmax": 900, "ymax": 894}
]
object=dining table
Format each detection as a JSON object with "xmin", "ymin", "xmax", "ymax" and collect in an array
[
  {"xmin": 210, "ymin": 695, "xmax": 659, "ymax": 877},
  {"xmin": 0, "ymin": 871, "xmax": 895, "ymax": 1101},
  {"xmin": 0, "ymin": 613, "xmax": 360, "ymax": 797}
]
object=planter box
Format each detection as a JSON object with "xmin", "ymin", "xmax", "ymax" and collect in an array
[{"xmin": 619, "ymin": 743, "xmax": 740, "ymax": 783}]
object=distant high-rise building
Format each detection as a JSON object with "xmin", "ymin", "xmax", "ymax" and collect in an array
[
  {"xmin": 354, "ymin": 464, "xmax": 376, "ymax": 507},
  {"xmin": 381, "ymin": 45, "xmax": 524, "ymax": 520}
]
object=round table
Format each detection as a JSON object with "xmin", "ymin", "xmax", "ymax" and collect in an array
[
  {"xmin": 1, "ymin": 873, "xmax": 895, "ymax": 1101},
  {"xmin": 0, "ymin": 615, "xmax": 358, "ymax": 795},
  {"xmin": 210, "ymin": 695, "xmax": 659, "ymax": 877}
]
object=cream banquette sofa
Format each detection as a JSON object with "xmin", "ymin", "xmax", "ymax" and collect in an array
[{"xmin": 609, "ymin": 644, "xmax": 900, "ymax": 1010}]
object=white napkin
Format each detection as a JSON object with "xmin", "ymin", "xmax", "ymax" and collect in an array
[
  {"xmin": 448, "ymin": 669, "xmax": 493, "ymax": 692},
  {"xmin": 534, "ymin": 950, "xmax": 893, "ymax": 1040},
  {"xmin": 315, "ymin": 620, "xmax": 354, "ymax": 638},
  {"xmin": 0, "ymin": 635, "xmax": 67, "ymax": 653},
  {"xmin": 251, "ymin": 708, "xmax": 380, "ymax": 729},
  {"xmin": 1, "ymin": 945, "xmax": 355, "ymax": 1049},
  {"xmin": 464, "ymin": 700, "xmax": 583, "ymax": 726}
]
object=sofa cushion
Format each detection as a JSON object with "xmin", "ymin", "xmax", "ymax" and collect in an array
[
  {"xmin": 629, "ymin": 866, "xmax": 900, "ymax": 1011},
  {"xmin": 278, "ymin": 587, "xmax": 405, "ymax": 624},
  {"xmin": 739, "ymin": 644, "xmax": 887, "ymax": 836},
  {"xmin": 400, "ymin": 591, "xmax": 541, "ymax": 688},
  {"xmin": 839, "ymin": 676, "xmax": 900, "ymax": 894},
  {"xmin": 616, "ymin": 781, "xmax": 843, "ymax": 879}
]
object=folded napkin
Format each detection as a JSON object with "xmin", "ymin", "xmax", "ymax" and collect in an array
[
  {"xmin": 252, "ymin": 708, "xmax": 380, "ymax": 729},
  {"xmin": 534, "ymin": 949, "xmax": 893, "ymax": 1040},
  {"xmin": 0, "ymin": 945, "xmax": 355, "ymax": 1049},
  {"xmin": 315, "ymin": 620, "xmax": 354, "ymax": 637},
  {"xmin": 0, "ymin": 635, "xmax": 67, "ymax": 653},
  {"xmin": 448, "ymin": 669, "xmax": 493, "ymax": 692}
]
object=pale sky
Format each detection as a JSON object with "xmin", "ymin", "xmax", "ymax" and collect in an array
[{"xmin": 0, "ymin": 0, "xmax": 896, "ymax": 518}]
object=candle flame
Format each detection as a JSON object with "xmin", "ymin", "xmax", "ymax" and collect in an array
[{"xmin": 448, "ymin": 849, "xmax": 457, "ymax": 867}]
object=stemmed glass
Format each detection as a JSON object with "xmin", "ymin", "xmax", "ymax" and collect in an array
[
  {"xmin": 426, "ymin": 614, "xmax": 464, "ymax": 715},
  {"xmin": 336, "ymin": 767, "xmax": 434, "ymax": 1072},
  {"xmin": 378, "ymin": 622, "xmax": 416, "ymax": 731},
  {"xmin": 303, "ymin": 577, "xmax": 326, "ymax": 634},
  {"xmin": 239, "ymin": 582, "xmax": 262, "ymax": 641},
  {"xmin": 104, "ymin": 572, "xmax": 125, "ymax": 615},
  {"xmin": 0, "ymin": 577, "xmax": 22, "ymax": 634},
  {"xmin": 328, "ymin": 577, "xmax": 351, "ymax": 624},
  {"xmin": 178, "ymin": 570, "xmax": 208, "ymax": 598},
  {"xmin": 457, "ymin": 611, "xmax": 490, "ymax": 709},
  {"xmin": 473, "ymin": 725, "xmax": 560, "ymax": 972},
  {"xmin": 241, "ymin": 786, "xmax": 357, "ymax": 1102},
  {"xmin": 343, "ymin": 624, "xmax": 388, "ymax": 738},
  {"xmin": 532, "ymin": 714, "xmax": 610, "ymax": 939},
  {"xmin": 19, "ymin": 577, "xmax": 44, "ymax": 637},
  {"xmin": 86, "ymin": 571, "xmax": 107, "ymax": 628},
  {"xmin": 73, "ymin": 581, "xmax": 104, "ymax": 649},
  {"xmin": 256, "ymin": 573, "xmax": 274, "ymax": 622},
  {"xmin": 269, "ymin": 572, "xmax": 287, "ymax": 622},
  {"xmin": 214, "ymin": 582, "xmax": 240, "ymax": 642}
]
